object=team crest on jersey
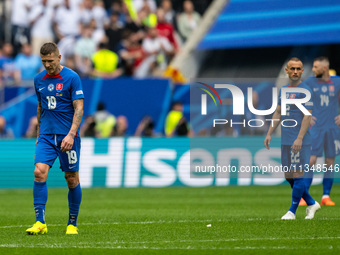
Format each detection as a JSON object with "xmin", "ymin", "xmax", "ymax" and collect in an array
[
  {"xmin": 48, "ymin": 84, "xmax": 54, "ymax": 91},
  {"xmin": 329, "ymin": 85, "xmax": 335, "ymax": 92},
  {"xmin": 56, "ymin": 83, "xmax": 63, "ymax": 91},
  {"xmin": 289, "ymin": 94, "xmax": 295, "ymax": 99},
  {"xmin": 322, "ymin": 86, "xmax": 327, "ymax": 93}
]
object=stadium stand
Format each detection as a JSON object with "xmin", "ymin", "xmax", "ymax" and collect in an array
[{"xmin": 1, "ymin": 0, "xmax": 340, "ymax": 138}]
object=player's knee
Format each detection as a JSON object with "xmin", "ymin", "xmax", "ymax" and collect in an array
[
  {"xmin": 34, "ymin": 168, "xmax": 42, "ymax": 179},
  {"xmin": 34, "ymin": 165, "xmax": 48, "ymax": 181},
  {"xmin": 65, "ymin": 173, "xmax": 79, "ymax": 188}
]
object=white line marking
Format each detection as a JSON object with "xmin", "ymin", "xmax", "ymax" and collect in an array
[
  {"xmin": 0, "ymin": 219, "xmax": 212, "ymax": 229},
  {"xmin": 0, "ymin": 244, "xmax": 336, "ymax": 250},
  {"xmin": 1, "ymin": 237, "xmax": 340, "ymax": 248},
  {"xmin": 1, "ymin": 217, "xmax": 339, "ymax": 229},
  {"xmin": 67, "ymin": 236, "xmax": 340, "ymax": 245}
]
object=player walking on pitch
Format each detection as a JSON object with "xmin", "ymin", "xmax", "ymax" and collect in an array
[
  {"xmin": 264, "ymin": 57, "xmax": 320, "ymax": 220},
  {"xmin": 26, "ymin": 42, "xmax": 84, "ymax": 235},
  {"xmin": 300, "ymin": 57, "xmax": 340, "ymax": 206}
]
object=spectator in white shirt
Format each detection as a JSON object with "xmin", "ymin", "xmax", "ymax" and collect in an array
[
  {"xmin": 177, "ymin": 0, "xmax": 201, "ymax": 42},
  {"xmin": 11, "ymin": 0, "xmax": 33, "ymax": 55},
  {"xmin": 135, "ymin": 26, "xmax": 173, "ymax": 78},
  {"xmin": 53, "ymin": 0, "xmax": 81, "ymax": 40},
  {"xmin": 80, "ymin": 0, "xmax": 109, "ymax": 30},
  {"xmin": 133, "ymin": 0, "xmax": 157, "ymax": 13},
  {"xmin": 29, "ymin": 0, "xmax": 55, "ymax": 55}
]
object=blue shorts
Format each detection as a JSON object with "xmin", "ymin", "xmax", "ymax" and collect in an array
[
  {"xmin": 310, "ymin": 128, "xmax": 338, "ymax": 158},
  {"xmin": 281, "ymin": 145, "xmax": 311, "ymax": 172},
  {"xmin": 35, "ymin": 134, "xmax": 81, "ymax": 172}
]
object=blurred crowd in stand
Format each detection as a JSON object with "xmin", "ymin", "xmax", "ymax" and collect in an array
[
  {"xmin": 0, "ymin": 0, "xmax": 209, "ymax": 85},
  {"xmin": 0, "ymin": 0, "xmax": 266, "ymax": 139},
  {"xmin": 0, "ymin": 0, "xmax": 212, "ymax": 138}
]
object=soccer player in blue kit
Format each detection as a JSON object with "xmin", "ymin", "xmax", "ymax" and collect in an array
[
  {"xmin": 300, "ymin": 57, "xmax": 340, "ymax": 206},
  {"xmin": 264, "ymin": 58, "xmax": 320, "ymax": 220},
  {"xmin": 26, "ymin": 42, "xmax": 84, "ymax": 235}
]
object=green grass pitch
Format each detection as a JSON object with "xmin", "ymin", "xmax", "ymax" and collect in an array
[{"xmin": 0, "ymin": 185, "xmax": 339, "ymax": 254}]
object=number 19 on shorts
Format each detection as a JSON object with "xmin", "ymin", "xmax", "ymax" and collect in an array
[{"xmin": 66, "ymin": 150, "xmax": 77, "ymax": 164}]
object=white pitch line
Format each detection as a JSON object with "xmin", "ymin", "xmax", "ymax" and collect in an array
[
  {"xmin": 0, "ymin": 218, "xmax": 234, "ymax": 229},
  {"xmin": 49, "ymin": 236, "xmax": 340, "ymax": 245},
  {"xmin": 0, "ymin": 217, "xmax": 340, "ymax": 229},
  {"xmin": 0, "ymin": 244, "xmax": 336, "ymax": 250},
  {"xmin": 0, "ymin": 219, "xmax": 213, "ymax": 229},
  {"xmin": 1, "ymin": 236, "xmax": 340, "ymax": 248},
  {"xmin": 75, "ymin": 236, "xmax": 340, "ymax": 244}
]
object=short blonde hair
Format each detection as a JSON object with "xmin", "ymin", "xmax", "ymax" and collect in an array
[{"xmin": 40, "ymin": 42, "xmax": 59, "ymax": 56}]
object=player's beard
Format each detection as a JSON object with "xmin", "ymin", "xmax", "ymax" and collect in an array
[{"xmin": 315, "ymin": 73, "xmax": 323, "ymax": 78}]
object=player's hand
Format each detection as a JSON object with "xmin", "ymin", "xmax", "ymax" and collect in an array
[
  {"xmin": 335, "ymin": 115, "xmax": 340, "ymax": 127},
  {"xmin": 264, "ymin": 135, "xmax": 271, "ymax": 150},
  {"xmin": 310, "ymin": 116, "xmax": 317, "ymax": 127},
  {"xmin": 61, "ymin": 134, "xmax": 74, "ymax": 152},
  {"xmin": 292, "ymin": 138, "xmax": 302, "ymax": 153}
]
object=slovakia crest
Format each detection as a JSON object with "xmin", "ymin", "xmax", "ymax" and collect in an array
[
  {"xmin": 48, "ymin": 84, "xmax": 54, "ymax": 91},
  {"xmin": 56, "ymin": 83, "xmax": 63, "ymax": 92},
  {"xmin": 329, "ymin": 85, "xmax": 335, "ymax": 92},
  {"xmin": 289, "ymin": 94, "xmax": 296, "ymax": 99}
]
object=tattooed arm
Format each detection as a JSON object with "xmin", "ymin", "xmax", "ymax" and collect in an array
[
  {"xmin": 60, "ymin": 99, "xmax": 84, "ymax": 152},
  {"xmin": 69, "ymin": 99, "xmax": 84, "ymax": 138}
]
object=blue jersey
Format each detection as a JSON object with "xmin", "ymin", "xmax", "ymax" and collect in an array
[
  {"xmin": 304, "ymin": 77, "xmax": 340, "ymax": 130},
  {"xmin": 34, "ymin": 67, "xmax": 84, "ymax": 135},
  {"xmin": 278, "ymin": 83, "xmax": 313, "ymax": 146}
]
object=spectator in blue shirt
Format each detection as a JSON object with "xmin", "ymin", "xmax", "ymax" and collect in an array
[
  {"xmin": 15, "ymin": 43, "xmax": 43, "ymax": 81},
  {"xmin": 0, "ymin": 43, "xmax": 21, "ymax": 87},
  {"xmin": 0, "ymin": 116, "xmax": 14, "ymax": 138}
]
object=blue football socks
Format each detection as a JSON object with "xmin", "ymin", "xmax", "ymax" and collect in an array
[
  {"xmin": 33, "ymin": 181, "xmax": 48, "ymax": 224},
  {"xmin": 302, "ymin": 185, "xmax": 315, "ymax": 206},
  {"xmin": 303, "ymin": 170, "xmax": 313, "ymax": 191},
  {"xmin": 68, "ymin": 183, "xmax": 82, "ymax": 226},
  {"xmin": 304, "ymin": 167, "xmax": 334, "ymax": 196},
  {"xmin": 289, "ymin": 177, "xmax": 305, "ymax": 214}
]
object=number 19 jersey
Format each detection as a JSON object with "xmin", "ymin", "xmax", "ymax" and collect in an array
[{"xmin": 34, "ymin": 67, "xmax": 84, "ymax": 135}]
